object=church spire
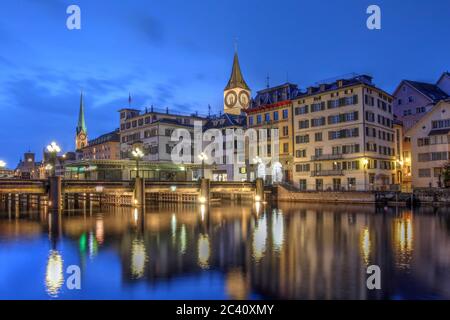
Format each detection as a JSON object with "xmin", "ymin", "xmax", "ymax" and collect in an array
[
  {"xmin": 76, "ymin": 91, "xmax": 87, "ymax": 135},
  {"xmin": 225, "ymin": 52, "xmax": 250, "ymax": 91}
]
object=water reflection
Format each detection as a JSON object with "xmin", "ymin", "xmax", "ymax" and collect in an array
[
  {"xmin": 360, "ymin": 227, "xmax": 371, "ymax": 266},
  {"xmin": 252, "ymin": 214, "xmax": 267, "ymax": 262},
  {"xmin": 197, "ymin": 234, "xmax": 210, "ymax": 269},
  {"xmin": 131, "ymin": 239, "xmax": 148, "ymax": 279},
  {"xmin": 393, "ymin": 213, "xmax": 414, "ymax": 270},
  {"xmin": 0, "ymin": 201, "xmax": 450, "ymax": 300},
  {"xmin": 45, "ymin": 250, "xmax": 64, "ymax": 297}
]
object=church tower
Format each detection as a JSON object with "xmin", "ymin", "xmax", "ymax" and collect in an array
[
  {"xmin": 75, "ymin": 92, "xmax": 88, "ymax": 151},
  {"xmin": 223, "ymin": 52, "xmax": 251, "ymax": 115}
]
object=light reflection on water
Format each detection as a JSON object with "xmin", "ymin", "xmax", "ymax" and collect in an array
[{"xmin": 0, "ymin": 201, "xmax": 449, "ymax": 300}]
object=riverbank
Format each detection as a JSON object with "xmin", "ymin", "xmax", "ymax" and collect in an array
[{"xmin": 272, "ymin": 184, "xmax": 450, "ymax": 206}]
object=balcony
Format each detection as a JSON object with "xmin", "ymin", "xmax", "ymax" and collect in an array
[
  {"xmin": 311, "ymin": 154, "xmax": 344, "ymax": 161},
  {"xmin": 311, "ymin": 170, "xmax": 344, "ymax": 177}
]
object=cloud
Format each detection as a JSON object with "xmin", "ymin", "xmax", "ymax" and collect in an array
[{"xmin": 126, "ymin": 11, "xmax": 165, "ymax": 45}]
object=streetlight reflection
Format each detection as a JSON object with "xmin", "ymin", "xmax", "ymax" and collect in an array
[{"xmin": 45, "ymin": 250, "xmax": 64, "ymax": 297}]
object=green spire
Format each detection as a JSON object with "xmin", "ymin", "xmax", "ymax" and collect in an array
[
  {"xmin": 76, "ymin": 91, "xmax": 87, "ymax": 134},
  {"xmin": 225, "ymin": 52, "xmax": 250, "ymax": 91}
]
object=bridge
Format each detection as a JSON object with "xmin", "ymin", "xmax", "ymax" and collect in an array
[{"xmin": 0, "ymin": 178, "xmax": 263, "ymax": 209}]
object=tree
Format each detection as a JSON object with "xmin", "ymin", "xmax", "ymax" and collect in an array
[{"xmin": 443, "ymin": 162, "xmax": 450, "ymax": 188}]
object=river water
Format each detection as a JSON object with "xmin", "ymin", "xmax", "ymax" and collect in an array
[{"xmin": 0, "ymin": 201, "xmax": 449, "ymax": 300}]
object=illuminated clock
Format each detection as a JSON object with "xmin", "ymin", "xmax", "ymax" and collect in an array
[
  {"xmin": 238, "ymin": 91, "xmax": 250, "ymax": 108},
  {"xmin": 79, "ymin": 133, "xmax": 86, "ymax": 140},
  {"xmin": 224, "ymin": 90, "xmax": 238, "ymax": 108}
]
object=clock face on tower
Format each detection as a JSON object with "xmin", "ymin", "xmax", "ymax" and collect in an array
[
  {"xmin": 79, "ymin": 133, "xmax": 86, "ymax": 141},
  {"xmin": 224, "ymin": 90, "xmax": 238, "ymax": 108},
  {"xmin": 238, "ymin": 91, "xmax": 250, "ymax": 108}
]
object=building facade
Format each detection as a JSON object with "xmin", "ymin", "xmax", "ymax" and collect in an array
[
  {"xmin": 246, "ymin": 83, "xmax": 299, "ymax": 183},
  {"xmin": 15, "ymin": 152, "xmax": 41, "ymax": 179},
  {"xmin": 203, "ymin": 113, "xmax": 247, "ymax": 181},
  {"xmin": 409, "ymin": 99, "xmax": 450, "ymax": 188},
  {"xmin": 82, "ymin": 129, "xmax": 120, "ymax": 160},
  {"xmin": 119, "ymin": 108, "xmax": 207, "ymax": 179},
  {"xmin": 393, "ymin": 72, "xmax": 450, "ymax": 131},
  {"xmin": 292, "ymin": 75, "xmax": 397, "ymax": 191}
]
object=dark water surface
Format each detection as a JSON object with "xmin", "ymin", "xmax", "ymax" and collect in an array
[{"xmin": 0, "ymin": 201, "xmax": 449, "ymax": 300}]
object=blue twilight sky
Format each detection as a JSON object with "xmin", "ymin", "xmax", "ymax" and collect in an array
[{"xmin": 0, "ymin": 0, "xmax": 449, "ymax": 167}]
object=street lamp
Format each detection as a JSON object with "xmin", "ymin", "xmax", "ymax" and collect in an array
[
  {"xmin": 198, "ymin": 152, "xmax": 208, "ymax": 179},
  {"xmin": 0, "ymin": 160, "xmax": 6, "ymax": 169},
  {"xmin": 131, "ymin": 147, "xmax": 145, "ymax": 178},
  {"xmin": 362, "ymin": 158, "xmax": 369, "ymax": 191},
  {"xmin": 46, "ymin": 142, "xmax": 61, "ymax": 177}
]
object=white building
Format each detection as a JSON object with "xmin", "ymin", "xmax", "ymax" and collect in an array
[{"xmin": 408, "ymin": 99, "xmax": 450, "ymax": 188}]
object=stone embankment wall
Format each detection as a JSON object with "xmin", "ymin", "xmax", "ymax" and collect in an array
[
  {"xmin": 275, "ymin": 185, "xmax": 376, "ymax": 203},
  {"xmin": 414, "ymin": 188, "xmax": 450, "ymax": 205}
]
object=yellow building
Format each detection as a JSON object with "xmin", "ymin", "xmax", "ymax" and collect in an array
[{"xmin": 292, "ymin": 75, "xmax": 396, "ymax": 191}]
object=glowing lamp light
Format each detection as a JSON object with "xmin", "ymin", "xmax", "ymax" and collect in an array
[
  {"xmin": 131, "ymin": 147, "xmax": 144, "ymax": 159},
  {"xmin": 253, "ymin": 156, "xmax": 262, "ymax": 164},
  {"xmin": 198, "ymin": 152, "xmax": 208, "ymax": 161},
  {"xmin": 199, "ymin": 196, "xmax": 207, "ymax": 204},
  {"xmin": 255, "ymin": 195, "xmax": 261, "ymax": 202},
  {"xmin": 362, "ymin": 158, "xmax": 369, "ymax": 167},
  {"xmin": 0, "ymin": 160, "xmax": 6, "ymax": 168},
  {"xmin": 47, "ymin": 141, "xmax": 61, "ymax": 153}
]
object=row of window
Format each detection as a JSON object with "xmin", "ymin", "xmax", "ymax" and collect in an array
[
  {"xmin": 329, "ymin": 128, "xmax": 359, "ymax": 140},
  {"xmin": 122, "ymin": 132, "xmax": 141, "ymax": 143},
  {"xmin": 121, "ymin": 116, "xmax": 192, "ymax": 130},
  {"xmin": 418, "ymin": 167, "xmax": 446, "ymax": 178},
  {"xmin": 365, "ymin": 126, "xmax": 395, "ymax": 142},
  {"xmin": 432, "ymin": 118, "xmax": 450, "ymax": 129},
  {"xmin": 248, "ymin": 109, "xmax": 289, "ymax": 125},
  {"xmin": 366, "ymin": 143, "xmax": 395, "ymax": 156},
  {"xmin": 365, "ymin": 111, "xmax": 393, "ymax": 128},
  {"xmin": 294, "ymin": 95, "xmax": 359, "ymax": 115},
  {"xmin": 403, "ymin": 106, "xmax": 426, "ymax": 116},
  {"xmin": 298, "ymin": 178, "xmax": 358, "ymax": 191},
  {"xmin": 418, "ymin": 152, "xmax": 450, "ymax": 162},
  {"xmin": 296, "ymin": 128, "xmax": 360, "ymax": 144},
  {"xmin": 295, "ymin": 144, "xmax": 361, "ymax": 158},
  {"xmin": 417, "ymin": 135, "xmax": 450, "ymax": 146},
  {"xmin": 295, "ymin": 160, "xmax": 395, "ymax": 172}
]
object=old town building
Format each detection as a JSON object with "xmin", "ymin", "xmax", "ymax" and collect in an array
[
  {"xmin": 82, "ymin": 129, "xmax": 120, "ymax": 160},
  {"xmin": 246, "ymin": 83, "xmax": 299, "ymax": 183},
  {"xmin": 408, "ymin": 99, "xmax": 450, "ymax": 188},
  {"xmin": 292, "ymin": 75, "xmax": 397, "ymax": 191}
]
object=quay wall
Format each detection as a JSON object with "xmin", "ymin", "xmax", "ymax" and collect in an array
[
  {"xmin": 274, "ymin": 185, "xmax": 376, "ymax": 204},
  {"xmin": 414, "ymin": 188, "xmax": 450, "ymax": 205}
]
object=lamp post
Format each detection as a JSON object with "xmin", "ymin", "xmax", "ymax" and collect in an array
[
  {"xmin": 0, "ymin": 160, "xmax": 6, "ymax": 169},
  {"xmin": 362, "ymin": 158, "xmax": 369, "ymax": 191},
  {"xmin": 46, "ymin": 142, "xmax": 61, "ymax": 177},
  {"xmin": 131, "ymin": 147, "xmax": 145, "ymax": 178},
  {"xmin": 198, "ymin": 152, "xmax": 208, "ymax": 179}
]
